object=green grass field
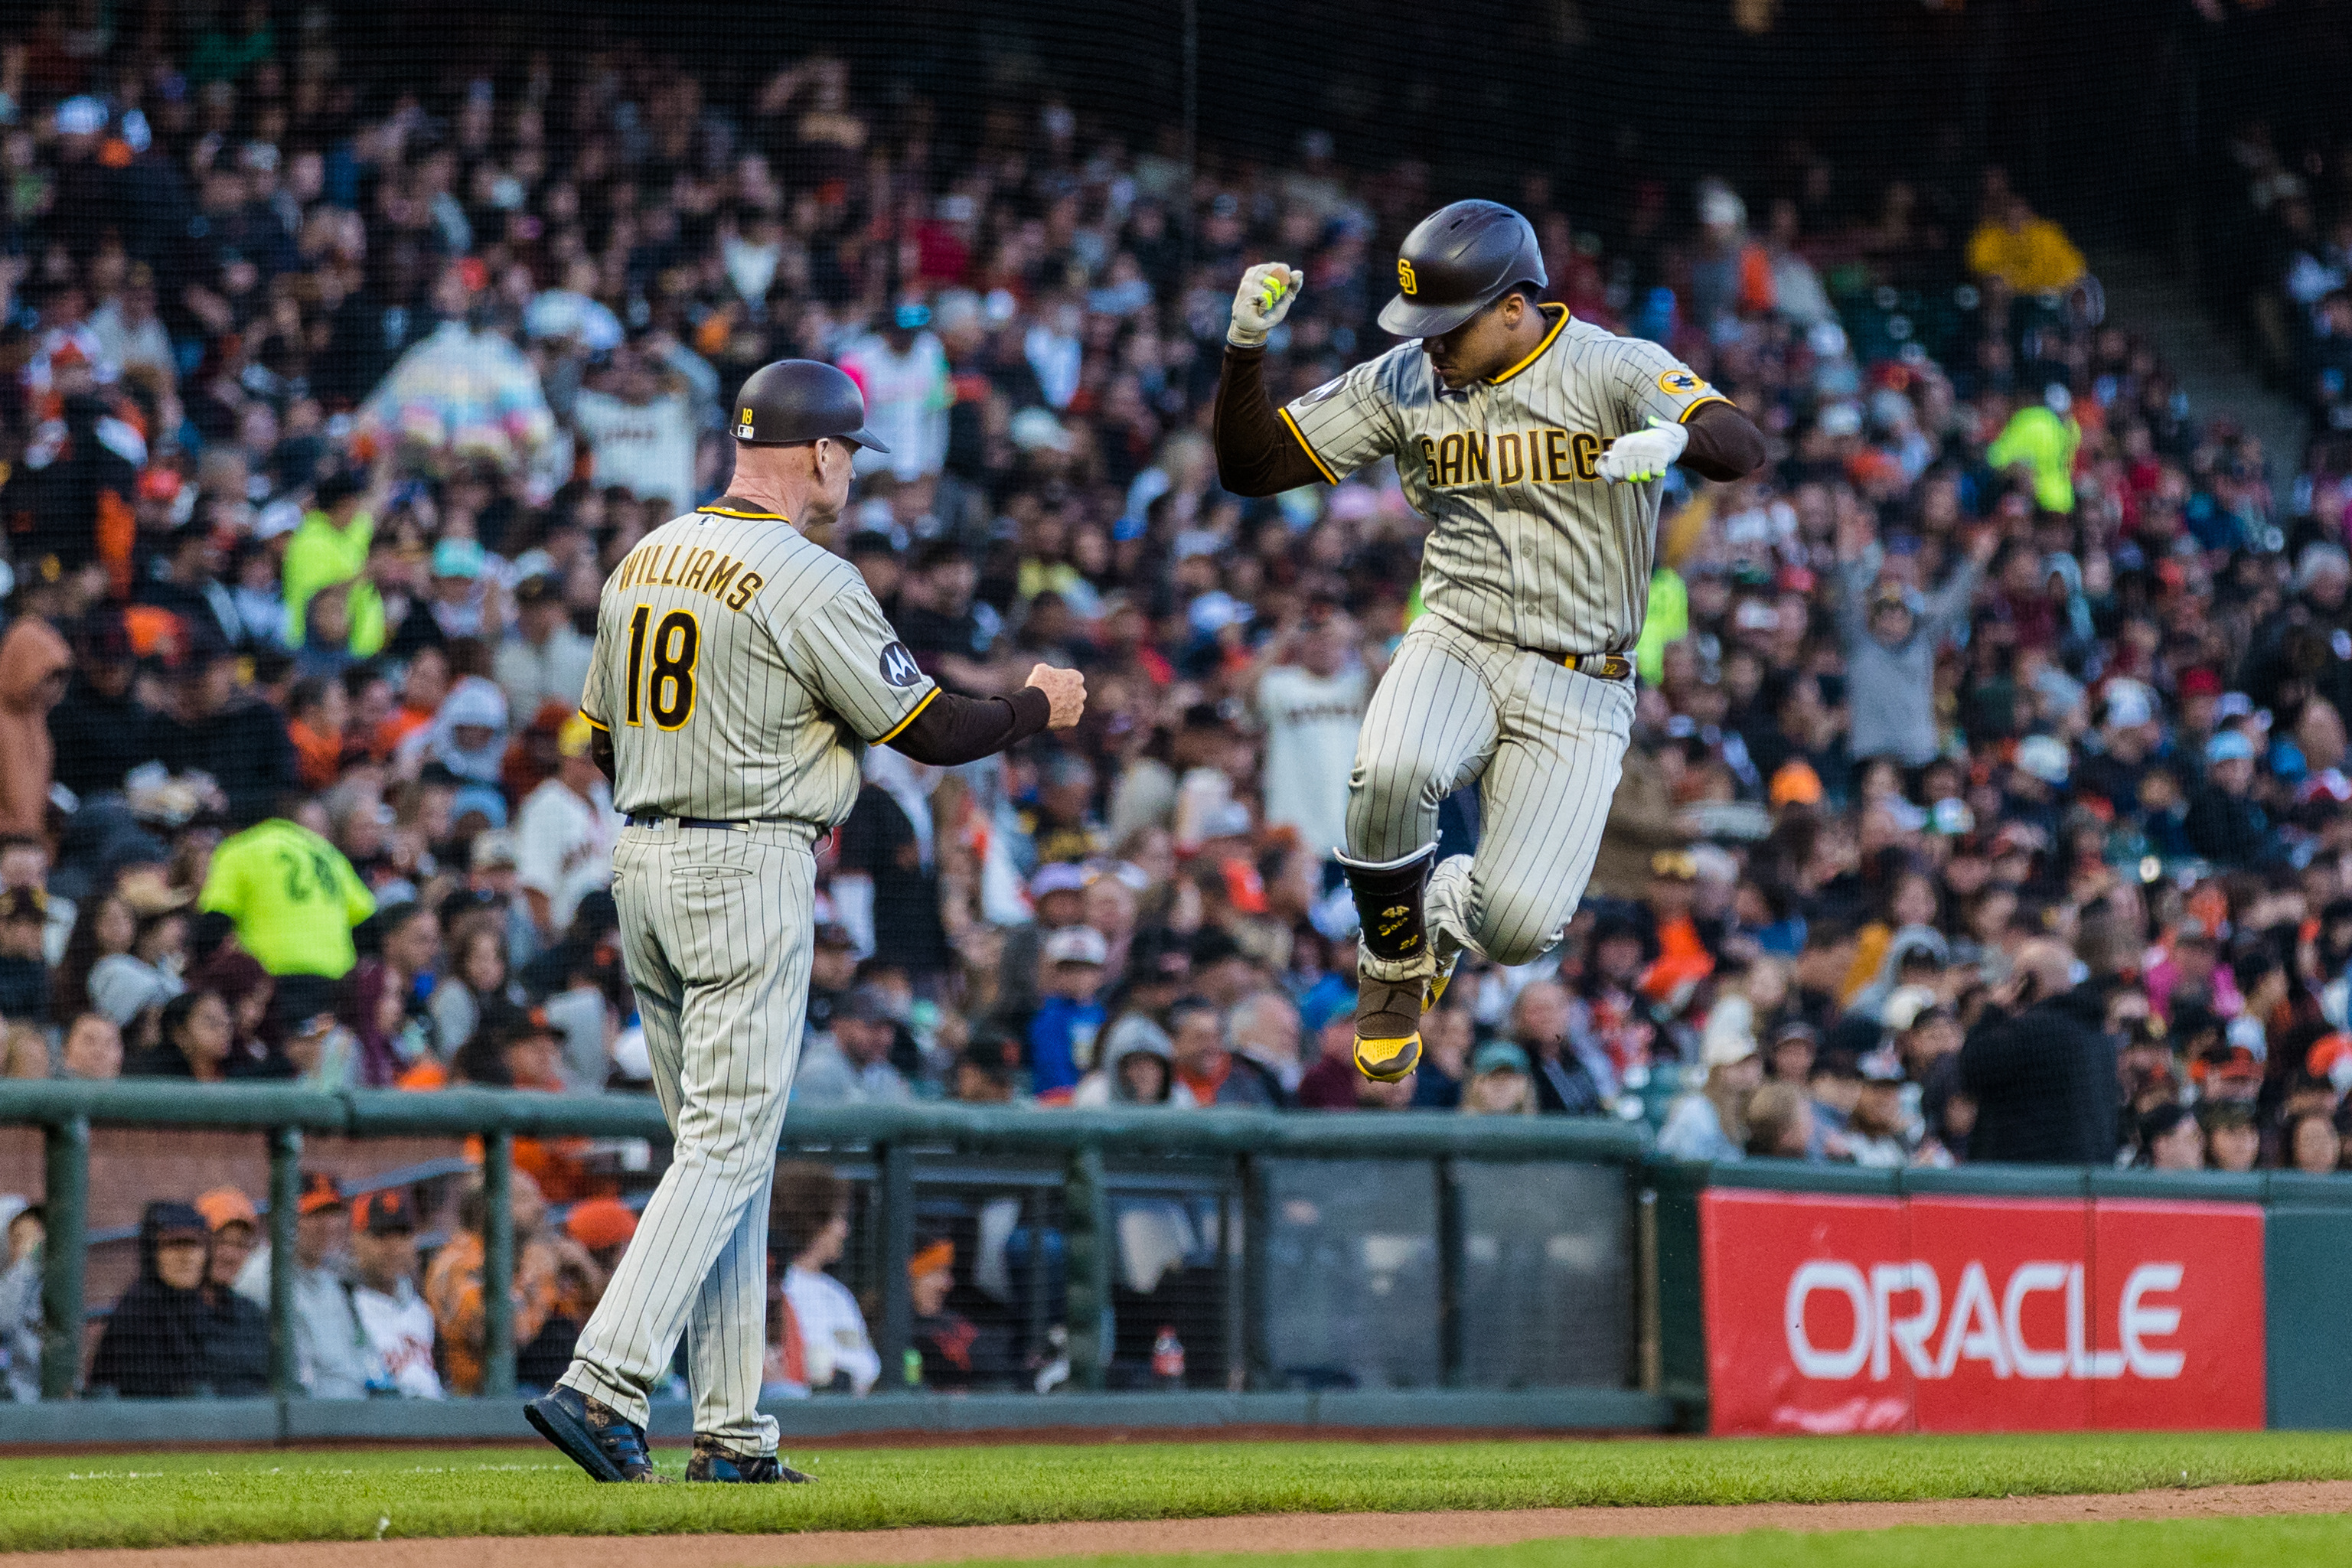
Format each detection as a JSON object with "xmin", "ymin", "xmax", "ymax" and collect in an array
[{"xmin": 0, "ymin": 1431, "xmax": 2346, "ymax": 1553}]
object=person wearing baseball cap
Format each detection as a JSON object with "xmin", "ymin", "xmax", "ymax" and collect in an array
[
  {"xmin": 497, "ymin": 573, "xmax": 595, "ymax": 723},
  {"xmin": 255, "ymin": 1171, "xmax": 375, "ymax": 1399},
  {"xmin": 348, "ymin": 1187, "xmax": 442, "ymax": 1398},
  {"xmin": 1026, "ymin": 925, "xmax": 1110, "ymax": 1103},
  {"xmin": 2187, "ymin": 728, "xmax": 2269, "ymax": 868}
]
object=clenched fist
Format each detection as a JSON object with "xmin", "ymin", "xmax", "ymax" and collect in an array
[
  {"xmin": 1228, "ymin": 262, "xmax": 1304, "ymax": 348},
  {"xmin": 1026, "ymin": 663, "xmax": 1088, "ymax": 729},
  {"xmin": 1597, "ymin": 417, "xmax": 1689, "ymax": 484}
]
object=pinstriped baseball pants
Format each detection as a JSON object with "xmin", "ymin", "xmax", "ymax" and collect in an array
[
  {"xmin": 1346, "ymin": 617, "xmax": 1633, "ymax": 979},
  {"xmin": 560, "ymin": 820, "xmax": 814, "ymax": 1452}
]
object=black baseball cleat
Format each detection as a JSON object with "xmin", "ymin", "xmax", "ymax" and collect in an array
[
  {"xmin": 525, "ymin": 1386, "xmax": 666, "ymax": 1482},
  {"xmin": 687, "ymin": 1437, "xmax": 814, "ymax": 1483}
]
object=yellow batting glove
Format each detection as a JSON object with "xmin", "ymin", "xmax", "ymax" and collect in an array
[
  {"xmin": 1597, "ymin": 416, "xmax": 1691, "ymax": 484},
  {"xmin": 1229, "ymin": 262, "xmax": 1304, "ymax": 347}
]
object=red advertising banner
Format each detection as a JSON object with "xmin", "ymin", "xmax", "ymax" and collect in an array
[{"xmin": 1700, "ymin": 1188, "xmax": 2265, "ymax": 1436}]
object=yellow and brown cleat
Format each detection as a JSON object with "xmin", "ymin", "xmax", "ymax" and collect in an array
[{"xmin": 1352, "ymin": 975, "xmax": 1428, "ymax": 1082}]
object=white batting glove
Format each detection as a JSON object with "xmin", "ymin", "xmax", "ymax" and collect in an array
[
  {"xmin": 1228, "ymin": 262, "xmax": 1304, "ymax": 348},
  {"xmin": 1597, "ymin": 417, "xmax": 1690, "ymax": 484}
]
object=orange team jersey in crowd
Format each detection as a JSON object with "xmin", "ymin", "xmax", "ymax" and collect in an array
[
  {"xmin": 421, "ymin": 1229, "xmax": 559, "ymax": 1397},
  {"xmin": 374, "ymin": 703, "xmax": 435, "ymax": 760}
]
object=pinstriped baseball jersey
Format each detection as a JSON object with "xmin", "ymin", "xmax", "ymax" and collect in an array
[
  {"xmin": 1282, "ymin": 305, "xmax": 1729, "ymax": 657},
  {"xmin": 580, "ymin": 501, "xmax": 940, "ymax": 824}
]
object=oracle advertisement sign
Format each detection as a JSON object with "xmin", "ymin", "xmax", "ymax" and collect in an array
[{"xmin": 1700, "ymin": 1190, "xmax": 2266, "ymax": 1435}]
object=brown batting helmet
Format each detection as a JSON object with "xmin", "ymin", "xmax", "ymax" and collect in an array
[
  {"xmin": 1378, "ymin": 200, "xmax": 1548, "ymax": 339},
  {"xmin": 729, "ymin": 359, "xmax": 889, "ymax": 452}
]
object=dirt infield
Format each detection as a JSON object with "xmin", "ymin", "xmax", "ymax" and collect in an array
[{"xmin": 25, "ymin": 1479, "xmax": 2352, "ymax": 1568}]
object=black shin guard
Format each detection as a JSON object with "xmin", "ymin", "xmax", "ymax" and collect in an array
[{"xmin": 1336, "ymin": 843, "xmax": 1439, "ymax": 967}]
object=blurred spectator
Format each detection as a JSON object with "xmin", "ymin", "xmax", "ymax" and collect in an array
[
  {"xmin": 1660, "ymin": 1013, "xmax": 1764, "ymax": 1160},
  {"xmin": 837, "ymin": 303, "xmax": 952, "ymax": 481},
  {"xmin": 0, "ymin": 1202, "xmax": 44, "ymax": 1401},
  {"xmin": 2137, "ymin": 1102, "xmax": 2207, "ymax": 1172},
  {"xmin": 234, "ymin": 1172, "xmax": 370, "ymax": 1399},
  {"xmin": 513, "ymin": 716, "xmax": 618, "ymax": 945},
  {"xmin": 2285, "ymin": 1110, "xmax": 2344, "ymax": 1175},
  {"xmin": 191, "ymin": 1188, "xmax": 271, "ymax": 1397},
  {"xmin": 198, "ymin": 812, "xmax": 375, "ymax": 981},
  {"xmin": 0, "ymin": 615, "xmax": 70, "ymax": 838},
  {"xmin": 766, "ymin": 1162, "xmax": 879, "ymax": 1397},
  {"xmin": 1072, "ymin": 1019, "xmax": 1191, "ymax": 1107},
  {"xmin": 1838, "ymin": 520, "xmax": 1994, "ymax": 767},
  {"xmin": 1743, "ymin": 1081, "xmax": 1816, "ymax": 1159},
  {"xmin": 86, "ymin": 896, "xmax": 188, "ymax": 1028},
  {"xmin": 1027, "ymin": 924, "xmax": 1110, "ymax": 1100},
  {"xmin": 951, "ymin": 1042, "xmax": 1020, "ymax": 1104},
  {"xmin": 1411, "ymin": 1001, "xmax": 1473, "ymax": 1110},
  {"xmin": 57, "ymin": 1011, "xmax": 122, "ymax": 1080},
  {"xmin": 834, "ymin": 751, "xmax": 951, "ymax": 980},
  {"xmin": 88, "ymin": 1201, "xmax": 213, "ymax": 1398},
  {"xmin": 794, "ymin": 986, "xmax": 914, "ymax": 1107},
  {"xmin": 1167, "ymin": 994, "xmax": 1267, "ymax": 1107},
  {"xmin": 495, "ymin": 578, "xmax": 593, "ymax": 722},
  {"xmin": 0, "ymin": 891, "xmax": 52, "ymax": 1024},
  {"xmin": 349, "ymin": 1189, "xmax": 442, "ymax": 1400},
  {"xmin": 1227, "ymin": 989, "xmax": 1304, "ymax": 1104},
  {"xmin": 905, "ymin": 1236, "xmax": 978, "ymax": 1390},
  {"xmin": 1250, "ymin": 607, "xmax": 1368, "ymax": 859},
  {"xmin": 1959, "ymin": 942, "xmax": 2120, "ymax": 1165},
  {"xmin": 124, "ymin": 989, "xmax": 240, "ymax": 1081},
  {"xmin": 1457, "ymin": 1041, "xmax": 1535, "ymax": 1117},
  {"xmin": 565, "ymin": 1198, "xmax": 640, "ymax": 1276},
  {"xmin": 2203, "ymin": 1101, "xmax": 2262, "ymax": 1174},
  {"xmin": 1966, "ymin": 194, "xmax": 2087, "ymax": 293},
  {"xmin": 425, "ymin": 1170, "xmax": 602, "ymax": 1397},
  {"xmin": 1515, "ymin": 982, "xmax": 1606, "ymax": 1117},
  {"xmin": 1845, "ymin": 1051, "xmax": 1915, "ymax": 1167}
]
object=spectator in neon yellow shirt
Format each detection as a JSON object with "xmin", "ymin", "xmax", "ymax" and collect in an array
[
  {"xmin": 199, "ymin": 815, "xmax": 377, "ymax": 980},
  {"xmin": 1986, "ymin": 386, "xmax": 2083, "ymax": 514},
  {"xmin": 283, "ymin": 470, "xmax": 387, "ymax": 656},
  {"xmin": 1636, "ymin": 568, "xmax": 1689, "ymax": 685}
]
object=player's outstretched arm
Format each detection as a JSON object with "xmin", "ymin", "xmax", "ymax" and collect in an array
[
  {"xmin": 1212, "ymin": 263, "xmax": 1326, "ymax": 497},
  {"xmin": 1597, "ymin": 404, "xmax": 1766, "ymax": 484},
  {"xmin": 884, "ymin": 665, "xmax": 1085, "ymax": 767}
]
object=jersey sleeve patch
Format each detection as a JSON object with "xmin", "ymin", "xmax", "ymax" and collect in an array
[
  {"xmin": 1657, "ymin": 367, "xmax": 1712, "ymax": 397},
  {"xmin": 879, "ymin": 641, "xmax": 924, "ymax": 687}
]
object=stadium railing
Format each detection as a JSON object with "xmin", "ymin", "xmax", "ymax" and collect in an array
[{"xmin": 0, "ymin": 1081, "xmax": 1667, "ymax": 1443}]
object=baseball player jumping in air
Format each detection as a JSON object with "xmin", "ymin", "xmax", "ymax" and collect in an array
[
  {"xmin": 1213, "ymin": 200, "xmax": 1766, "ymax": 1083},
  {"xmin": 526, "ymin": 359, "xmax": 1085, "ymax": 1483}
]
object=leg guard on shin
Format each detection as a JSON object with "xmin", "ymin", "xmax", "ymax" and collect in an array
[
  {"xmin": 1339, "ymin": 842, "xmax": 1440, "ymax": 972},
  {"xmin": 1337, "ymin": 843, "xmax": 1439, "ymax": 1082}
]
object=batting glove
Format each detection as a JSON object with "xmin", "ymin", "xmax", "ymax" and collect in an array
[
  {"xmin": 1228, "ymin": 262, "xmax": 1304, "ymax": 348},
  {"xmin": 1597, "ymin": 417, "xmax": 1689, "ymax": 484}
]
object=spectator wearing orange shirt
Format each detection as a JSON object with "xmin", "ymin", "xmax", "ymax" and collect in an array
[{"xmin": 424, "ymin": 1169, "xmax": 605, "ymax": 1396}]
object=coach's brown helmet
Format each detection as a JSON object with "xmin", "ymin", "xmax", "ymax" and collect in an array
[
  {"xmin": 1377, "ymin": 200, "xmax": 1548, "ymax": 339},
  {"xmin": 729, "ymin": 358, "xmax": 890, "ymax": 452}
]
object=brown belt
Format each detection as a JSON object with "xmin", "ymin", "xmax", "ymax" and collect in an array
[{"xmin": 1560, "ymin": 653, "xmax": 1635, "ymax": 681}]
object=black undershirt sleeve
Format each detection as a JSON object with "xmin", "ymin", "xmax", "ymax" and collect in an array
[
  {"xmin": 1212, "ymin": 345, "xmax": 1326, "ymax": 497},
  {"xmin": 1680, "ymin": 400, "xmax": 1769, "ymax": 481},
  {"xmin": 887, "ymin": 685, "xmax": 1053, "ymax": 767}
]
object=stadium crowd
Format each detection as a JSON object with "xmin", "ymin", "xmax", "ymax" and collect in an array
[{"xmin": 2, "ymin": 12, "xmax": 2352, "ymax": 1400}]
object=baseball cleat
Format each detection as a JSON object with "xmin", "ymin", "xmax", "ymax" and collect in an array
[
  {"xmin": 1352, "ymin": 975, "xmax": 1427, "ymax": 1082},
  {"xmin": 526, "ymin": 1386, "xmax": 666, "ymax": 1483},
  {"xmin": 687, "ymin": 1438, "xmax": 814, "ymax": 1483}
]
